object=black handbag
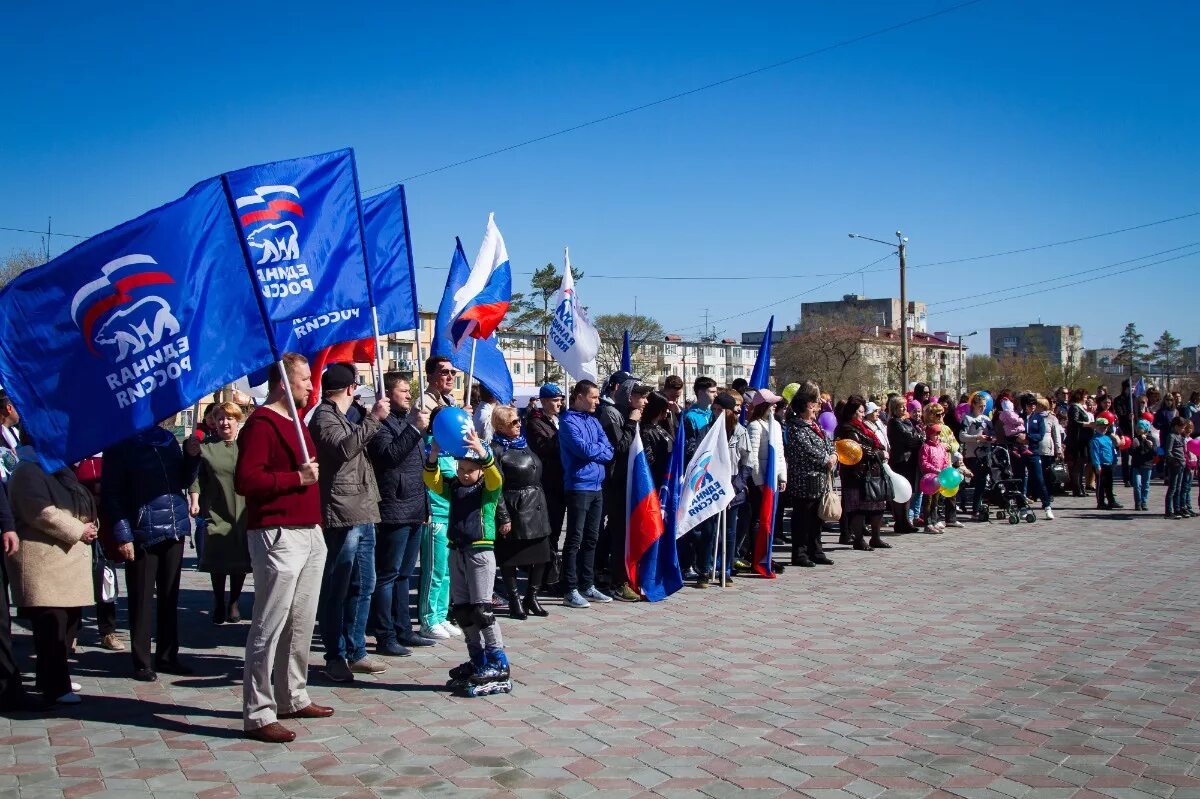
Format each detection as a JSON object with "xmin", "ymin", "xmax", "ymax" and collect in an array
[{"xmin": 863, "ymin": 458, "xmax": 893, "ymax": 502}]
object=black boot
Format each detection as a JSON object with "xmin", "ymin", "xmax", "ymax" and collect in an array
[
  {"xmin": 524, "ymin": 589, "xmax": 549, "ymax": 617},
  {"xmin": 503, "ymin": 572, "xmax": 526, "ymax": 620},
  {"xmin": 211, "ymin": 575, "xmax": 226, "ymax": 624}
]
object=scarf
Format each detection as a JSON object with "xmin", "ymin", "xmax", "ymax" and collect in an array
[
  {"xmin": 802, "ymin": 418, "xmax": 826, "ymax": 439},
  {"xmin": 851, "ymin": 417, "xmax": 882, "ymax": 449},
  {"xmin": 491, "ymin": 432, "xmax": 527, "ymax": 451}
]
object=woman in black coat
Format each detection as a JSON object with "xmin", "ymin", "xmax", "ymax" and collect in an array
[
  {"xmin": 783, "ymin": 391, "xmax": 836, "ymax": 567},
  {"xmin": 836, "ymin": 395, "xmax": 891, "ymax": 551},
  {"xmin": 885, "ymin": 396, "xmax": 922, "ymax": 534},
  {"xmin": 490, "ymin": 405, "xmax": 552, "ymax": 620}
]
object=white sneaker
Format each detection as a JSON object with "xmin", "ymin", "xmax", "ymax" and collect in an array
[
  {"xmin": 420, "ymin": 624, "xmax": 450, "ymax": 640},
  {"xmin": 54, "ymin": 692, "xmax": 82, "ymax": 705},
  {"xmin": 1044, "ymin": 508, "xmax": 1055, "ymax": 520},
  {"xmin": 439, "ymin": 621, "xmax": 462, "ymax": 638},
  {"xmin": 934, "ymin": 522, "xmax": 946, "ymax": 532},
  {"xmin": 70, "ymin": 681, "xmax": 81, "ymax": 692},
  {"xmin": 923, "ymin": 525, "xmax": 942, "ymax": 535}
]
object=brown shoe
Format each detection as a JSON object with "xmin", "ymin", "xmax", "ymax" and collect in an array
[
  {"xmin": 245, "ymin": 722, "xmax": 296, "ymax": 744},
  {"xmin": 279, "ymin": 703, "xmax": 335, "ymax": 720},
  {"xmin": 100, "ymin": 633, "xmax": 126, "ymax": 651}
]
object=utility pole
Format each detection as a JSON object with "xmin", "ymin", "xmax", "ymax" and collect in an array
[
  {"xmin": 45, "ymin": 217, "xmax": 52, "ymax": 262},
  {"xmin": 957, "ymin": 335, "xmax": 965, "ymax": 399},
  {"xmin": 897, "ymin": 231, "xmax": 908, "ymax": 392},
  {"xmin": 848, "ymin": 230, "xmax": 909, "ymax": 390}
]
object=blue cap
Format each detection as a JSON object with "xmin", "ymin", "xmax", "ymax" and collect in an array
[
  {"xmin": 1137, "ymin": 419, "xmax": 1152, "ymax": 433},
  {"xmin": 539, "ymin": 384, "xmax": 564, "ymax": 399}
]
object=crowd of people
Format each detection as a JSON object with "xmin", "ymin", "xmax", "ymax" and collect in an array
[{"xmin": 0, "ymin": 356, "xmax": 1196, "ymax": 743}]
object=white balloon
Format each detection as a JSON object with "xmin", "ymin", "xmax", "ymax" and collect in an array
[{"xmin": 883, "ymin": 463, "xmax": 912, "ymax": 503}]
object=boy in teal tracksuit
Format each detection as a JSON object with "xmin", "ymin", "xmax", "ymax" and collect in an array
[
  {"xmin": 419, "ymin": 433, "xmax": 458, "ymax": 638},
  {"xmin": 424, "ymin": 427, "xmax": 511, "ymax": 696}
]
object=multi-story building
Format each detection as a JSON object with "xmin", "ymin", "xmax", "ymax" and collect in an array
[
  {"xmin": 989, "ymin": 323, "xmax": 1083, "ymax": 368},
  {"xmin": 855, "ymin": 328, "xmax": 966, "ymax": 396},
  {"xmin": 800, "ymin": 295, "xmax": 928, "ymax": 334}
]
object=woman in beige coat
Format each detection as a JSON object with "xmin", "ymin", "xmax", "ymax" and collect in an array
[{"xmin": 7, "ymin": 451, "xmax": 98, "ymax": 704}]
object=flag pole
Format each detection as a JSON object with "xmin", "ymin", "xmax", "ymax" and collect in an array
[
  {"xmin": 278, "ymin": 359, "xmax": 311, "ymax": 463},
  {"xmin": 413, "ymin": 314, "xmax": 426, "ymax": 399},
  {"xmin": 715, "ymin": 511, "xmax": 724, "ymax": 585},
  {"xmin": 370, "ymin": 306, "xmax": 386, "ymax": 400},
  {"xmin": 464, "ymin": 339, "xmax": 478, "ymax": 406},
  {"xmin": 710, "ymin": 510, "xmax": 721, "ymax": 583}
]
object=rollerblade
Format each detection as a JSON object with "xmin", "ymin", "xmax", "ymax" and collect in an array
[
  {"xmin": 464, "ymin": 649, "xmax": 512, "ymax": 697},
  {"xmin": 446, "ymin": 660, "xmax": 475, "ymax": 691}
]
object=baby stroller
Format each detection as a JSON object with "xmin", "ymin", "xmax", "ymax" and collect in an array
[{"xmin": 977, "ymin": 444, "xmax": 1036, "ymax": 524}]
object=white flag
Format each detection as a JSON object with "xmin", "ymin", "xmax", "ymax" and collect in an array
[
  {"xmin": 547, "ymin": 247, "xmax": 600, "ymax": 381},
  {"xmin": 675, "ymin": 417, "xmax": 734, "ymax": 538}
]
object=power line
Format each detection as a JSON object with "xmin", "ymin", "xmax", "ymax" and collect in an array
[
  {"xmin": 690, "ymin": 251, "xmax": 896, "ymax": 333},
  {"xmin": 926, "ymin": 242, "xmax": 1200, "ymax": 307},
  {"xmin": 0, "ymin": 225, "xmax": 87, "ymax": 239},
  {"xmin": 907, "ymin": 210, "xmax": 1200, "ymax": 270},
  {"xmin": 363, "ymin": 0, "xmax": 988, "ymax": 191},
  {"xmin": 934, "ymin": 249, "xmax": 1200, "ymax": 315}
]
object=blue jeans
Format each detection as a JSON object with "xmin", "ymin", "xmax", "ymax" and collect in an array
[
  {"xmin": 718, "ymin": 505, "xmax": 740, "ymax": 576},
  {"xmin": 1165, "ymin": 466, "xmax": 1184, "ymax": 515},
  {"xmin": 908, "ymin": 490, "xmax": 923, "ymax": 522},
  {"xmin": 563, "ymin": 490, "xmax": 603, "ymax": 592},
  {"xmin": 693, "ymin": 517, "xmax": 719, "ymax": 579},
  {"xmin": 319, "ymin": 523, "xmax": 376, "ymax": 663},
  {"xmin": 1131, "ymin": 466, "xmax": 1152, "ymax": 508},
  {"xmin": 369, "ymin": 523, "xmax": 422, "ymax": 644},
  {"xmin": 1183, "ymin": 470, "xmax": 1195, "ymax": 511},
  {"xmin": 1025, "ymin": 454, "xmax": 1051, "ymax": 509},
  {"xmin": 967, "ymin": 457, "xmax": 988, "ymax": 517}
]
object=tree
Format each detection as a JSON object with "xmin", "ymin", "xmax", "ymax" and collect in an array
[
  {"xmin": 774, "ymin": 325, "xmax": 874, "ymax": 400},
  {"xmin": 593, "ymin": 313, "xmax": 664, "ymax": 378},
  {"xmin": 1153, "ymin": 330, "xmax": 1183, "ymax": 390},
  {"xmin": 1115, "ymin": 323, "xmax": 1148, "ymax": 374},
  {"xmin": 502, "ymin": 291, "xmax": 543, "ymax": 334},
  {"xmin": 965, "ymin": 354, "xmax": 999, "ymax": 392},
  {"xmin": 0, "ymin": 249, "xmax": 43, "ymax": 288}
]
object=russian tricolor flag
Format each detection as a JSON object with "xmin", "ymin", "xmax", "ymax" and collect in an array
[
  {"xmin": 753, "ymin": 416, "xmax": 778, "ymax": 579},
  {"xmin": 448, "ymin": 213, "xmax": 511, "ymax": 350},
  {"xmin": 626, "ymin": 424, "xmax": 683, "ymax": 602}
]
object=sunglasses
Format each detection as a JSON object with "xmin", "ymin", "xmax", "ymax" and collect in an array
[{"xmin": 435, "ymin": 369, "xmax": 458, "ymax": 377}]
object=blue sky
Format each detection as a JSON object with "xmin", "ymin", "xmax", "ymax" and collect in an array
[{"xmin": 2, "ymin": 1, "xmax": 1197, "ymax": 351}]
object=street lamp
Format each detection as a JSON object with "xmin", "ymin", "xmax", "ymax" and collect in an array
[
  {"xmin": 849, "ymin": 231, "xmax": 908, "ymax": 389},
  {"xmin": 946, "ymin": 330, "xmax": 977, "ymax": 398}
]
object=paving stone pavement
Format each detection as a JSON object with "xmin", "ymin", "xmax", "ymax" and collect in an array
[{"xmin": 2, "ymin": 494, "xmax": 1199, "ymax": 798}]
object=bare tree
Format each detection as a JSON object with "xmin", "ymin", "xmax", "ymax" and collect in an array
[
  {"xmin": 0, "ymin": 249, "xmax": 43, "ymax": 288},
  {"xmin": 593, "ymin": 313, "xmax": 664, "ymax": 378},
  {"xmin": 775, "ymin": 325, "xmax": 874, "ymax": 400}
]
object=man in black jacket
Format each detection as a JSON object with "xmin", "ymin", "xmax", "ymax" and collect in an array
[
  {"xmin": 367, "ymin": 373, "xmax": 437, "ymax": 654},
  {"xmin": 601, "ymin": 379, "xmax": 650, "ymax": 601},
  {"xmin": 525, "ymin": 384, "xmax": 565, "ymax": 590}
]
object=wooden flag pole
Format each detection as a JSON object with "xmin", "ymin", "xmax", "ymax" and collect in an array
[
  {"xmin": 277, "ymin": 359, "xmax": 311, "ymax": 463},
  {"xmin": 463, "ymin": 339, "xmax": 478, "ymax": 407}
]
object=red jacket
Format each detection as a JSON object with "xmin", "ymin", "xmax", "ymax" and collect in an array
[{"xmin": 235, "ymin": 407, "xmax": 321, "ymax": 529}]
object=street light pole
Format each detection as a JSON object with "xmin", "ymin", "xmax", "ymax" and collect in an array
[
  {"xmin": 947, "ymin": 330, "xmax": 977, "ymax": 399},
  {"xmin": 898, "ymin": 232, "xmax": 908, "ymax": 393},
  {"xmin": 848, "ymin": 230, "xmax": 909, "ymax": 390}
]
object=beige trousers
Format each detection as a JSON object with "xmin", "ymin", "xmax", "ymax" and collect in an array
[{"xmin": 243, "ymin": 525, "xmax": 327, "ymax": 731}]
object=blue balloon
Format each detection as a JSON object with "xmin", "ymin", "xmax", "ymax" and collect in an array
[
  {"xmin": 432, "ymin": 407, "xmax": 473, "ymax": 458},
  {"xmin": 971, "ymin": 390, "xmax": 994, "ymax": 416},
  {"xmin": 1156, "ymin": 446, "xmax": 1165, "ymax": 457}
]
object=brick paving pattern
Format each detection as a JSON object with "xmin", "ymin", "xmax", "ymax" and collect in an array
[{"xmin": 2, "ymin": 494, "xmax": 1199, "ymax": 798}]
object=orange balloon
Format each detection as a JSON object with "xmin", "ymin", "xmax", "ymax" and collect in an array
[{"xmin": 835, "ymin": 439, "xmax": 863, "ymax": 466}]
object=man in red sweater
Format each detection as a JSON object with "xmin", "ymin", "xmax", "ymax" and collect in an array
[{"xmin": 235, "ymin": 353, "xmax": 332, "ymax": 743}]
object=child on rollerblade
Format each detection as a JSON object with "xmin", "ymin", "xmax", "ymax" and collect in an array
[{"xmin": 424, "ymin": 427, "xmax": 513, "ymax": 697}]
